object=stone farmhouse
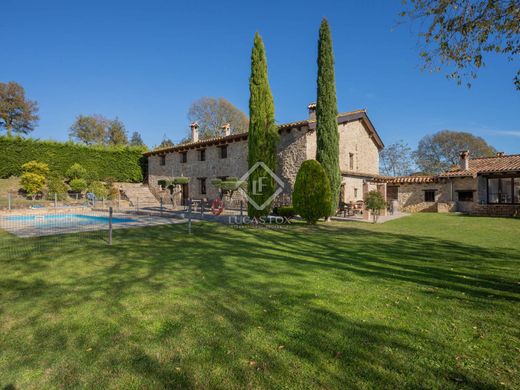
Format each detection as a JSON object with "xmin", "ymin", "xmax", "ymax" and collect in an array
[
  {"xmin": 145, "ymin": 104, "xmax": 520, "ymax": 217},
  {"xmin": 145, "ymin": 104, "xmax": 384, "ymax": 208}
]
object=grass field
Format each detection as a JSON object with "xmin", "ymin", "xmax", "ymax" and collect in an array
[{"xmin": 1, "ymin": 214, "xmax": 519, "ymax": 389}]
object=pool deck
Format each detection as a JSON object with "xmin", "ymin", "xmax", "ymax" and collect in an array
[{"xmin": 0, "ymin": 209, "xmax": 187, "ymax": 238}]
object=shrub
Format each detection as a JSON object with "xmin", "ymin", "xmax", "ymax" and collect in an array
[
  {"xmin": 293, "ymin": 160, "xmax": 332, "ymax": 224},
  {"xmin": 365, "ymin": 190, "xmax": 386, "ymax": 223},
  {"xmin": 0, "ymin": 136, "xmax": 146, "ymax": 182},
  {"xmin": 210, "ymin": 178, "xmax": 222, "ymax": 187},
  {"xmin": 211, "ymin": 177, "xmax": 245, "ymax": 196},
  {"xmin": 104, "ymin": 176, "xmax": 116, "ymax": 186},
  {"xmin": 66, "ymin": 163, "xmax": 87, "ymax": 180},
  {"xmin": 46, "ymin": 176, "xmax": 69, "ymax": 200},
  {"xmin": 107, "ymin": 184, "xmax": 120, "ymax": 200},
  {"xmin": 88, "ymin": 181, "xmax": 109, "ymax": 199},
  {"xmin": 21, "ymin": 160, "xmax": 49, "ymax": 177},
  {"xmin": 20, "ymin": 172, "xmax": 46, "ymax": 199},
  {"xmin": 172, "ymin": 177, "xmax": 190, "ymax": 185},
  {"xmin": 69, "ymin": 178, "xmax": 88, "ymax": 193},
  {"xmin": 276, "ymin": 206, "xmax": 295, "ymax": 219}
]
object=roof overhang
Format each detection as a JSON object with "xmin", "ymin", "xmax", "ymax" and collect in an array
[{"xmin": 144, "ymin": 109, "xmax": 385, "ymax": 156}]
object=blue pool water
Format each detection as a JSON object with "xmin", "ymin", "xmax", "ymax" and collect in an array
[{"xmin": 4, "ymin": 214, "xmax": 135, "ymax": 227}]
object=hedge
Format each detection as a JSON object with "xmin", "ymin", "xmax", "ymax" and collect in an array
[{"xmin": 0, "ymin": 136, "xmax": 147, "ymax": 182}]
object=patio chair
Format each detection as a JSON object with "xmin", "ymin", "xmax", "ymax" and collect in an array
[{"xmin": 336, "ymin": 202, "xmax": 348, "ymax": 217}]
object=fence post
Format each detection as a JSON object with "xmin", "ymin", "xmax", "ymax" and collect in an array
[
  {"xmin": 136, "ymin": 197, "xmax": 139, "ymax": 212},
  {"xmin": 240, "ymin": 200, "xmax": 243, "ymax": 217},
  {"xmin": 54, "ymin": 193, "xmax": 57, "ymax": 208},
  {"xmin": 160, "ymin": 197, "xmax": 163, "ymax": 216},
  {"xmin": 102, "ymin": 197, "xmax": 105, "ymax": 209},
  {"xmin": 8, "ymin": 192, "xmax": 11, "ymax": 211},
  {"xmin": 188, "ymin": 199, "xmax": 192, "ymax": 234},
  {"xmin": 108, "ymin": 207, "xmax": 113, "ymax": 245},
  {"xmin": 200, "ymin": 200, "xmax": 204, "ymax": 218}
]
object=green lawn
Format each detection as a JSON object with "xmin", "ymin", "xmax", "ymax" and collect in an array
[{"xmin": 1, "ymin": 214, "xmax": 519, "ymax": 389}]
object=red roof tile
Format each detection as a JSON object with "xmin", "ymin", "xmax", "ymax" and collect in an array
[
  {"xmin": 383, "ymin": 176, "xmax": 438, "ymax": 184},
  {"xmin": 144, "ymin": 109, "xmax": 384, "ymax": 156},
  {"xmin": 440, "ymin": 154, "xmax": 520, "ymax": 177}
]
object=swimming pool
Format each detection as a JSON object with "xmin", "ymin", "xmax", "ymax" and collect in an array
[
  {"xmin": 5, "ymin": 214, "xmax": 135, "ymax": 226},
  {"xmin": 0, "ymin": 211, "xmax": 183, "ymax": 238}
]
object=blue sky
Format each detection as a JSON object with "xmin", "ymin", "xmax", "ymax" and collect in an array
[{"xmin": 1, "ymin": 0, "xmax": 519, "ymax": 153}]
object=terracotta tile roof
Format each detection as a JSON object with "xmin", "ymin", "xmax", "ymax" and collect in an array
[
  {"xmin": 341, "ymin": 171, "xmax": 383, "ymax": 179},
  {"xmin": 144, "ymin": 132, "xmax": 248, "ymax": 156},
  {"xmin": 383, "ymin": 176, "xmax": 438, "ymax": 184},
  {"xmin": 439, "ymin": 154, "xmax": 520, "ymax": 177},
  {"xmin": 144, "ymin": 109, "xmax": 384, "ymax": 156}
]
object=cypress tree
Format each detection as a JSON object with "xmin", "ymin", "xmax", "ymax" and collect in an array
[
  {"xmin": 247, "ymin": 33, "xmax": 278, "ymax": 217},
  {"xmin": 315, "ymin": 18, "xmax": 341, "ymax": 217}
]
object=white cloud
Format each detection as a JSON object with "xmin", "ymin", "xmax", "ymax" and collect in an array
[{"xmin": 492, "ymin": 130, "xmax": 520, "ymax": 137}]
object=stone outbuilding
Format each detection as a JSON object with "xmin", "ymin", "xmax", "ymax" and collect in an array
[{"xmin": 383, "ymin": 152, "xmax": 520, "ymax": 217}]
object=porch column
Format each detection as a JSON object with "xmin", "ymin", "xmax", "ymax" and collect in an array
[
  {"xmin": 377, "ymin": 183, "xmax": 388, "ymax": 216},
  {"xmin": 362, "ymin": 182, "xmax": 370, "ymax": 220}
]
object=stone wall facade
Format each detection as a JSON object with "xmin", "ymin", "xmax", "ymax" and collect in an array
[
  {"xmin": 394, "ymin": 176, "xmax": 520, "ymax": 217},
  {"xmin": 148, "ymin": 117, "xmax": 383, "ymax": 207},
  {"xmin": 148, "ymin": 140, "xmax": 248, "ymax": 202},
  {"xmin": 277, "ymin": 125, "xmax": 310, "ymax": 198},
  {"xmin": 338, "ymin": 120, "xmax": 379, "ymax": 175}
]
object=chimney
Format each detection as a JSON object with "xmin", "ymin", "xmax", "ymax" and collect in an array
[
  {"xmin": 190, "ymin": 122, "xmax": 199, "ymax": 143},
  {"xmin": 459, "ymin": 150, "xmax": 470, "ymax": 170},
  {"xmin": 221, "ymin": 123, "xmax": 231, "ymax": 136},
  {"xmin": 308, "ymin": 102, "xmax": 316, "ymax": 121},
  {"xmin": 496, "ymin": 152, "xmax": 505, "ymax": 157}
]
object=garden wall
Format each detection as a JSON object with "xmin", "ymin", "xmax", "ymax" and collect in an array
[{"xmin": 0, "ymin": 137, "xmax": 146, "ymax": 182}]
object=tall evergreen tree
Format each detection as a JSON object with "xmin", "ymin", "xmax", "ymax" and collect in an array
[
  {"xmin": 315, "ymin": 18, "xmax": 341, "ymax": 217},
  {"xmin": 247, "ymin": 33, "xmax": 278, "ymax": 217}
]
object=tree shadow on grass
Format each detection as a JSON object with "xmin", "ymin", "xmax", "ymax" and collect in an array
[{"xmin": 1, "ymin": 222, "xmax": 519, "ymax": 388}]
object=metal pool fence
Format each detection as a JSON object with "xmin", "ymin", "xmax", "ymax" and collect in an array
[
  {"xmin": 0, "ymin": 191, "xmax": 127, "ymax": 211},
  {"xmin": 0, "ymin": 205, "xmax": 188, "ymax": 260}
]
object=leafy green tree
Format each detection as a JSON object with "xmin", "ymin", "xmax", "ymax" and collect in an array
[
  {"xmin": 46, "ymin": 176, "xmax": 69, "ymax": 200},
  {"xmin": 69, "ymin": 115, "xmax": 108, "ymax": 145},
  {"xmin": 130, "ymin": 131, "xmax": 146, "ymax": 147},
  {"xmin": 21, "ymin": 160, "xmax": 49, "ymax": 177},
  {"xmin": 20, "ymin": 172, "xmax": 46, "ymax": 199},
  {"xmin": 247, "ymin": 33, "xmax": 279, "ymax": 217},
  {"xmin": 0, "ymin": 82, "xmax": 39, "ymax": 137},
  {"xmin": 414, "ymin": 130, "xmax": 496, "ymax": 174},
  {"xmin": 365, "ymin": 190, "xmax": 386, "ymax": 223},
  {"xmin": 315, "ymin": 19, "xmax": 341, "ymax": 217},
  {"xmin": 293, "ymin": 160, "xmax": 332, "ymax": 224},
  {"xmin": 69, "ymin": 178, "xmax": 88, "ymax": 193},
  {"xmin": 188, "ymin": 97, "xmax": 249, "ymax": 139},
  {"xmin": 66, "ymin": 163, "xmax": 87, "ymax": 180},
  {"xmin": 380, "ymin": 140, "xmax": 414, "ymax": 176},
  {"xmin": 211, "ymin": 177, "xmax": 245, "ymax": 200},
  {"xmin": 20, "ymin": 160, "xmax": 48, "ymax": 199},
  {"xmin": 158, "ymin": 137, "xmax": 174, "ymax": 148},
  {"xmin": 88, "ymin": 181, "xmax": 109, "ymax": 198},
  {"xmin": 107, "ymin": 118, "xmax": 128, "ymax": 146},
  {"xmin": 401, "ymin": 0, "xmax": 520, "ymax": 89}
]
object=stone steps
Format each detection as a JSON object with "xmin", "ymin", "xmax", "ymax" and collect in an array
[{"xmin": 118, "ymin": 183, "xmax": 160, "ymax": 208}]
